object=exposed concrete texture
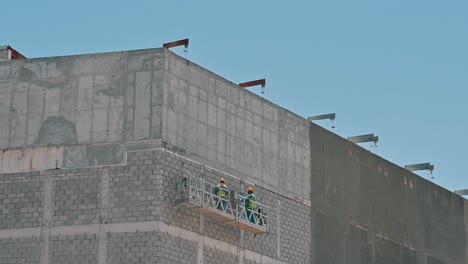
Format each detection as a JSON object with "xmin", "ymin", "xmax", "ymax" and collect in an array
[
  {"xmin": 309, "ymin": 122, "xmax": 467, "ymax": 264},
  {"xmin": 0, "ymin": 49, "xmax": 164, "ymax": 150},
  {"xmin": 161, "ymin": 51, "xmax": 311, "ymax": 199},
  {"xmin": 1, "ymin": 48, "xmax": 310, "ymax": 202},
  {"xmin": 62, "ymin": 143, "xmax": 125, "ymax": 168},
  {"xmin": 0, "ymin": 146, "xmax": 63, "ymax": 172},
  {"xmin": 0, "ymin": 143, "xmax": 125, "ymax": 173},
  {"xmin": 0, "ymin": 49, "xmax": 165, "ymax": 172}
]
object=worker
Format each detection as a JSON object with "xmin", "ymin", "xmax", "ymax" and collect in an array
[
  {"xmin": 213, "ymin": 178, "xmax": 229, "ymax": 211},
  {"xmin": 244, "ymin": 186, "xmax": 257, "ymax": 224}
]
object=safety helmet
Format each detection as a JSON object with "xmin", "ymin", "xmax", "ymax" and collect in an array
[
  {"xmin": 220, "ymin": 178, "xmax": 226, "ymax": 183},
  {"xmin": 247, "ymin": 187, "xmax": 254, "ymax": 193}
]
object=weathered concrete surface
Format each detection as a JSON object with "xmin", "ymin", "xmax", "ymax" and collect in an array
[
  {"xmin": 0, "ymin": 146, "xmax": 63, "ymax": 172},
  {"xmin": 0, "ymin": 49, "xmax": 164, "ymax": 149},
  {"xmin": 1, "ymin": 48, "xmax": 467, "ymax": 264},
  {"xmin": 1, "ymin": 48, "xmax": 310, "ymax": 203},
  {"xmin": 0, "ymin": 143, "xmax": 125, "ymax": 173},
  {"xmin": 309, "ymin": 122, "xmax": 468, "ymax": 264},
  {"xmin": 0, "ymin": 49, "xmax": 165, "ymax": 173},
  {"xmin": 62, "ymin": 143, "xmax": 125, "ymax": 168},
  {"xmin": 161, "ymin": 51, "xmax": 311, "ymax": 199}
]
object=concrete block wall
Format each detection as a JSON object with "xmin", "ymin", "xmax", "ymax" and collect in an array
[
  {"xmin": 204, "ymin": 246, "xmax": 237, "ymax": 264},
  {"xmin": 154, "ymin": 149, "xmax": 311, "ymax": 263},
  {"xmin": 108, "ymin": 153, "xmax": 160, "ymax": 224},
  {"xmin": 107, "ymin": 231, "xmax": 158, "ymax": 264},
  {"xmin": 157, "ymin": 232, "xmax": 198, "ymax": 263},
  {"xmin": 52, "ymin": 173, "xmax": 100, "ymax": 226},
  {"xmin": 49, "ymin": 234, "xmax": 98, "ymax": 264},
  {"xmin": 0, "ymin": 148, "xmax": 308, "ymax": 263},
  {"xmin": 0, "ymin": 237, "xmax": 41, "ymax": 264},
  {"xmin": 0, "ymin": 171, "xmax": 43, "ymax": 229}
]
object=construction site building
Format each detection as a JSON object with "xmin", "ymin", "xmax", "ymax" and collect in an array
[{"xmin": 0, "ymin": 47, "xmax": 466, "ymax": 263}]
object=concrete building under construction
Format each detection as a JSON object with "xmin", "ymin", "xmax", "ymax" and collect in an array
[{"xmin": 0, "ymin": 44, "xmax": 467, "ymax": 263}]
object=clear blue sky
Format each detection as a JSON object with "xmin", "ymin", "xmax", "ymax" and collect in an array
[{"xmin": 3, "ymin": 0, "xmax": 468, "ymax": 192}]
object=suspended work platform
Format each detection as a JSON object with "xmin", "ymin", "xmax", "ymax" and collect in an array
[{"xmin": 177, "ymin": 172, "xmax": 268, "ymax": 234}]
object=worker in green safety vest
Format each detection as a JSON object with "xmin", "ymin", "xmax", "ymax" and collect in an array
[
  {"xmin": 213, "ymin": 178, "xmax": 229, "ymax": 211},
  {"xmin": 244, "ymin": 186, "xmax": 257, "ymax": 224}
]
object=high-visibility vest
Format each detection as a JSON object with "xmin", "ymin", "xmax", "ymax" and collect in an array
[
  {"xmin": 246, "ymin": 194, "xmax": 257, "ymax": 209},
  {"xmin": 216, "ymin": 184, "xmax": 228, "ymax": 198}
]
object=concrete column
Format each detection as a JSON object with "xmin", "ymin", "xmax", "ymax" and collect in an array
[
  {"xmin": 238, "ymin": 230, "xmax": 244, "ymax": 264},
  {"xmin": 40, "ymin": 171, "xmax": 53, "ymax": 264},
  {"xmin": 277, "ymin": 199, "xmax": 281, "ymax": 259},
  {"xmin": 98, "ymin": 168, "xmax": 109, "ymax": 264},
  {"xmin": 197, "ymin": 215, "xmax": 204, "ymax": 264}
]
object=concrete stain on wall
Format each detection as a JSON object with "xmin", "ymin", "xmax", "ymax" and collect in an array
[
  {"xmin": 34, "ymin": 116, "xmax": 78, "ymax": 146},
  {"xmin": 167, "ymin": 91, "xmax": 175, "ymax": 110},
  {"xmin": 17, "ymin": 65, "xmax": 72, "ymax": 89},
  {"xmin": 63, "ymin": 143, "xmax": 125, "ymax": 168},
  {"xmin": 95, "ymin": 74, "xmax": 127, "ymax": 98}
]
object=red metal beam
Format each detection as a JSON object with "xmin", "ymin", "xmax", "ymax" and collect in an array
[
  {"xmin": 239, "ymin": 79, "xmax": 266, "ymax": 88},
  {"xmin": 163, "ymin": 39, "xmax": 189, "ymax": 49},
  {"xmin": 6, "ymin": 45, "xmax": 26, "ymax": 59}
]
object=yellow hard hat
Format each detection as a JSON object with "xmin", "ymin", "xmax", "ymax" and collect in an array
[
  {"xmin": 220, "ymin": 178, "xmax": 226, "ymax": 183},
  {"xmin": 247, "ymin": 187, "xmax": 254, "ymax": 192}
]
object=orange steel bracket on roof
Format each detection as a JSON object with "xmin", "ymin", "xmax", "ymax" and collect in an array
[
  {"xmin": 239, "ymin": 79, "xmax": 266, "ymax": 93},
  {"xmin": 163, "ymin": 39, "xmax": 189, "ymax": 49},
  {"xmin": 239, "ymin": 79, "xmax": 266, "ymax": 88}
]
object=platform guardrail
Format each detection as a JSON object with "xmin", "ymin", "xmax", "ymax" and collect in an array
[{"xmin": 177, "ymin": 172, "xmax": 268, "ymax": 233}]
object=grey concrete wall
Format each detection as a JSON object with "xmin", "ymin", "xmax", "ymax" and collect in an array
[
  {"xmin": 309, "ymin": 122, "xmax": 468, "ymax": 264},
  {"xmin": 0, "ymin": 49, "xmax": 164, "ymax": 171},
  {"xmin": 161, "ymin": 51, "xmax": 311, "ymax": 200}
]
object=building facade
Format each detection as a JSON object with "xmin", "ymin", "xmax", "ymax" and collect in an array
[{"xmin": 0, "ymin": 48, "xmax": 466, "ymax": 263}]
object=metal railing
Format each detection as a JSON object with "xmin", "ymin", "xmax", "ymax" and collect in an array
[
  {"xmin": 177, "ymin": 172, "xmax": 268, "ymax": 232},
  {"xmin": 237, "ymin": 194, "xmax": 268, "ymax": 227},
  {"xmin": 184, "ymin": 173, "xmax": 236, "ymax": 216}
]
